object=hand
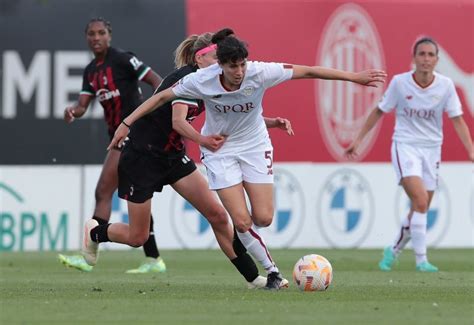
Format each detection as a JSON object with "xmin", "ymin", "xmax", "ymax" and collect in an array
[
  {"xmin": 344, "ymin": 139, "xmax": 361, "ymax": 160},
  {"xmin": 107, "ymin": 122, "xmax": 130, "ymax": 150},
  {"xmin": 353, "ymin": 69, "xmax": 387, "ymax": 87},
  {"xmin": 64, "ymin": 107, "xmax": 76, "ymax": 123},
  {"xmin": 201, "ymin": 134, "xmax": 226, "ymax": 152},
  {"xmin": 469, "ymin": 148, "xmax": 474, "ymax": 162},
  {"xmin": 273, "ymin": 117, "xmax": 294, "ymax": 136}
]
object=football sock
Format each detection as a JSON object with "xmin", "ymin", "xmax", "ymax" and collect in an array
[
  {"xmin": 143, "ymin": 215, "xmax": 160, "ymax": 259},
  {"xmin": 410, "ymin": 211, "xmax": 428, "ymax": 265},
  {"xmin": 90, "ymin": 223, "xmax": 111, "ymax": 243},
  {"xmin": 236, "ymin": 225, "xmax": 279, "ymax": 274},
  {"xmin": 231, "ymin": 253, "xmax": 259, "ymax": 282},
  {"xmin": 93, "ymin": 215, "xmax": 108, "ymax": 225},
  {"xmin": 232, "ymin": 228, "xmax": 247, "ymax": 256},
  {"xmin": 392, "ymin": 212, "xmax": 412, "ymax": 255}
]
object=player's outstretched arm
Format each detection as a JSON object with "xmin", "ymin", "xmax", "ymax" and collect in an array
[
  {"xmin": 107, "ymin": 88, "xmax": 177, "ymax": 150},
  {"xmin": 450, "ymin": 115, "xmax": 474, "ymax": 162},
  {"xmin": 345, "ymin": 107, "xmax": 384, "ymax": 160},
  {"xmin": 291, "ymin": 65, "xmax": 386, "ymax": 87},
  {"xmin": 264, "ymin": 117, "xmax": 294, "ymax": 136},
  {"xmin": 64, "ymin": 94, "xmax": 92, "ymax": 123}
]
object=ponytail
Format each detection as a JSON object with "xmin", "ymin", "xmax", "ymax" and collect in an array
[{"xmin": 174, "ymin": 34, "xmax": 199, "ymax": 68}]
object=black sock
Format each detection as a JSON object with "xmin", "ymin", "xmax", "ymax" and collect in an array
[
  {"xmin": 92, "ymin": 216, "xmax": 108, "ymax": 225},
  {"xmin": 232, "ymin": 228, "xmax": 247, "ymax": 256},
  {"xmin": 231, "ymin": 253, "xmax": 259, "ymax": 282},
  {"xmin": 142, "ymin": 215, "xmax": 160, "ymax": 259},
  {"xmin": 90, "ymin": 224, "xmax": 110, "ymax": 243}
]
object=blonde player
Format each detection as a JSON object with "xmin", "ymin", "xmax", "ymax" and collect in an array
[
  {"xmin": 109, "ymin": 28, "xmax": 386, "ymax": 288},
  {"xmin": 346, "ymin": 37, "xmax": 474, "ymax": 272}
]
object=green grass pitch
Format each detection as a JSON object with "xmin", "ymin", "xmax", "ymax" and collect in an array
[{"xmin": 1, "ymin": 249, "xmax": 473, "ymax": 324}]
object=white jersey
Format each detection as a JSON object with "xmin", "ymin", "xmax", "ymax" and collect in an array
[
  {"xmin": 378, "ymin": 71, "xmax": 462, "ymax": 147},
  {"xmin": 172, "ymin": 61, "xmax": 293, "ymax": 155}
]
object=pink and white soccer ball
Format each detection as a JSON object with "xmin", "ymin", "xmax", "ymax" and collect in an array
[{"xmin": 293, "ymin": 254, "xmax": 333, "ymax": 291}]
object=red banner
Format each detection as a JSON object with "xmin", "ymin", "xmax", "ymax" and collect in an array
[{"xmin": 186, "ymin": 0, "xmax": 473, "ymax": 162}]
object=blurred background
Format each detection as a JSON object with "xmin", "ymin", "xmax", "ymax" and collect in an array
[{"xmin": 0, "ymin": 0, "xmax": 473, "ymax": 252}]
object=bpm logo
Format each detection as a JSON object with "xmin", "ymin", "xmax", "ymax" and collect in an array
[
  {"xmin": 0, "ymin": 182, "xmax": 68, "ymax": 251},
  {"xmin": 316, "ymin": 3, "xmax": 385, "ymax": 161},
  {"xmin": 258, "ymin": 168, "xmax": 305, "ymax": 248},
  {"xmin": 317, "ymin": 169, "xmax": 374, "ymax": 247},
  {"xmin": 395, "ymin": 178, "xmax": 451, "ymax": 246}
]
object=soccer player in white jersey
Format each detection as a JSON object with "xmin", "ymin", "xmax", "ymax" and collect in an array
[
  {"xmin": 346, "ymin": 37, "xmax": 474, "ymax": 272},
  {"xmin": 109, "ymin": 28, "xmax": 386, "ymax": 288}
]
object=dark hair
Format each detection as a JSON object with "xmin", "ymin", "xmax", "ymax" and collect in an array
[
  {"xmin": 211, "ymin": 28, "xmax": 248, "ymax": 64},
  {"xmin": 85, "ymin": 17, "xmax": 112, "ymax": 34},
  {"xmin": 413, "ymin": 37, "xmax": 438, "ymax": 56}
]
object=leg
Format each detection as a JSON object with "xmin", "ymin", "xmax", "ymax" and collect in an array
[
  {"xmin": 60, "ymin": 150, "xmax": 120, "ymax": 269},
  {"xmin": 401, "ymin": 177, "xmax": 437, "ymax": 271},
  {"xmin": 218, "ymin": 182, "xmax": 286, "ymax": 289},
  {"xmin": 243, "ymin": 182, "xmax": 274, "ymax": 227},
  {"xmin": 107, "ymin": 200, "xmax": 152, "ymax": 247},
  {"xmin": 92, "ymin": 149, "xmax": 120, "ymax": 223},
  {"xmin": 401, "ymin": 176, "xmax": 429, "ymax": 266},
  {"xmin": 125, "ymin": 214, "xmax": 167, "ymax": 274},
  {"xmin": 172, "ymin": 170, "xmax": 261, "ymax": 284},
  {"xmin": 172, "ymin": 170, "xmax": 235, "ymax": 259},
  {"xmin": 392, "ymin": 210, "xmax": 413, "ymax": 255}
]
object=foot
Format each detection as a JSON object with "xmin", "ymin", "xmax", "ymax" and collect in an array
[
  {"xmin": 416, "ymin": 261, "xmax": 439, "ymax": 272},
  {"xmin": 265, "ymin": 272, "xmax": 284, "ymax": 290},
  {"xmin": 58, "ymin": 254, "xmax": 93, "ymax": 272},
  {"xmin": 125, "ymin": 257, "xmax": 167, "ymax": 274},
  {"xmin": 378, "ymin": 246, "xmax": 396, "ymax": 271},
  {"xmin": 82, "ymin": 219, "xmax": 99, "ymax": 266},
  {"xmin": 247, "ymin": 275, "xmax": 267, "ymax": 289},
  {"xmin": 247, "ymin": 275, "xmax": 289, "ymax": 289}
]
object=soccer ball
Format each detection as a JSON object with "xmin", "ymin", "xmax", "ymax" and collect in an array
[{"xmin": 293, "ymin": 254, "xmax": 333, "ymax": 291}]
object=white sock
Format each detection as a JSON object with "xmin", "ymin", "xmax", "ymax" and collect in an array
[
  {"xmin": 410, "ymin": 211, "xmax": 428, "ymax": 265},
  {"xmin": 236, "ymin": 225, "xmax": 279, "ymax": 273},
  {"xmin": 392, "ymin": 212, "xmax": 412, "ymax": 255}
]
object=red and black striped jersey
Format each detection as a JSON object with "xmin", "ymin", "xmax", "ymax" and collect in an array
[
  {"xmin": 129, "ymin": 64, "xmax": 204, "ymax": 158},
  {"xmin": 80, "ymin": 47, "xmax": 151, "ymax": 138}
]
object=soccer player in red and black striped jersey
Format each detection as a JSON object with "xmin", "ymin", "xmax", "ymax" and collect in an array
[{"xmin": 58, "ymin": 17, "xmax": 164, "ymax": 274}]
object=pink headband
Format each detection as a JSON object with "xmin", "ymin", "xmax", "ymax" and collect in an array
[{"xmin": 196, "ymin": 44, "xmax": 217, "ymax": 56}]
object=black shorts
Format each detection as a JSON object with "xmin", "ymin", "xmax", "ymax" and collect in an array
[{"xmin": 118, "ymin": 143, "xmax": 196, "ymax": 203}]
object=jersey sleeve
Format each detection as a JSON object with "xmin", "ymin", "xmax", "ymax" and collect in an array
[
  {"xmin": 171, "ymin": 74, "xmax": 202, "ymax": 99},
  {"xmin": 378, "ymin": 76, "xmax": 399, "ymax": 112},
  {"xmin": 119, "ymin": 51, "xmax": 152, "ymax": 81},
  {"xmin": 445, "ymin": 79, "xmax": 463, "ymax": 118},
  {"xmin": 172, "ymin": 98, "xmax": 199, "ymax": 108},
  {"xmin": 79, "ymin": 67, "xmax": 94, "ymax": 96},
  {"xmin": 260, "ymin": 62, "xmax": 293, "ymax": 89}
]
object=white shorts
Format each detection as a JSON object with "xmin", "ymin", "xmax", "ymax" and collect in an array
[
  {"xmin": 391, "ymin": 142, "xmax": 441, "ymax": 191},
  {"xmin": 201, "ymin": 146, "xmax": 274, "ymax": 190}
]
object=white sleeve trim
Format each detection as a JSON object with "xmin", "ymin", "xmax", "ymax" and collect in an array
[
  {"xmin": 138, "ymin": 67, "xmax": 151, "ymax": 81},
  {"xmin": 172, "ymin": 98, "xmax": 198, "ymax": 107}
]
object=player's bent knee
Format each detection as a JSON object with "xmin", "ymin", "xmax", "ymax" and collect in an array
[
  {"xmin": 413, "ymin": 198, "xmax": 429, "ymax": 213},
  {"xmin": 233, "ymin": 218, "xmax": 253, "ymax": 233},
  {"xmin": 128, "ymin": 234, "xmax": 148, "ymax": 247},
  {"xmin": 253, "ymin": 214, "xmax": 273, "ymax": 228}
]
